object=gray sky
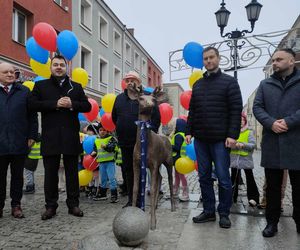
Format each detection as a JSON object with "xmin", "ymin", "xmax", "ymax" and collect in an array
[{"xmin": 107, "ymin": 0, "xmax": 300, "ymax": 103}]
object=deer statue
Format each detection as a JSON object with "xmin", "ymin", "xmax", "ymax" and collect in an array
[{"xmin": 127, "ymin": 84, "xmax": 175, "ymax": 230}]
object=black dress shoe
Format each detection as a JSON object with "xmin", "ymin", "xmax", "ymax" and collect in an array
[
  {"xmin": 0, "ymin": 209, "xmax": 3, "ymax": 218},
  {"xmin": 192, "ymin": 212, "xmax": 216, "ymax": 223},
  {"xmin": 41, "ymin": 208, "xmax": 56, "ymax": 220},
  {"xmin": 219, "ymin": 216, "xmax": 231, "ymax": 228},
  {"xmin": 68, "ymin": 207, "xmax": 84, "ymax": 217},
  {"xmin": 262, "ymin": 223, "xmax": 278, "ymax": 237}
]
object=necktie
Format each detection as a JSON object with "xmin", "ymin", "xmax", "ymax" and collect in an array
[{"xmin": 3, "ymin": 86, "xmax": 9, "ymax": 94}]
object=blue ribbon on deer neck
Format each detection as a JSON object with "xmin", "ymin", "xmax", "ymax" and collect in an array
[{"xmin": 135, "ymin": 120, "xmax": 151, "ymax": 211}]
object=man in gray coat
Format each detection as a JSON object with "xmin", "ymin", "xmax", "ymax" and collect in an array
[{"xmin": 253, "ymin": 48, "xmax": 300, "ymax": 237}]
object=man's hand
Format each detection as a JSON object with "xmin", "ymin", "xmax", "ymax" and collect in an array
[
  {"xmin": 186, "ymin": 135, "xmax": 192, "ymax": 144},
  {"xmin": 225, "ymin": 137, "xmax": 236, "ymax": 148},
  {"xmin": 28, "ymin": 139, "xmax": 35, "ymax": 148},
  {"xmin": 57, "ymin": 97, "xmax": 72, "ymax": 108},
  {"xmin": 271, "ymin": 120, "xmax": 288, "ymax": 133}
]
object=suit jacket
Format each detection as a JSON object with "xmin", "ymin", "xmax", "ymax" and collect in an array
[{"xmin": 29, "ymin": 76, "xmax": 91, "ymax": 156}]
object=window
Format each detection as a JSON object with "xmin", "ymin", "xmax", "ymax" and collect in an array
[
  {"xmin": 99, "ymin": 14, "xmax": 108, "ymax": 45},
  {"xmin": 80, "ymin": 0, "xmax": 92, "ymax": 31},
  {"xmin": 142, "ymin": 59, "xmax": 147, "ymax": 77},
  {"xmin": 125, "ymin": 42, "xmax": 131, "ymax": 64},
  {"xmin": 12, "ymin": 9, "xmax": 26, "ymax": 45},
  {"xmin": 134, "ymin": 51, "xmax": 140, "ymax": 72},
  {"xmin": 80, "ymin": 45, "xmax": 92, "ymax": 87},
  {"xmin": 114, "ymin": 66, "xmax": 121, "ymax": 91},
  {"xmin": 113, "ymin": 29, "xmax": 121, "ymax": 56},
  {"xmin": 99, "ymin": 56, "xmax": 108, "ymax": 94}
]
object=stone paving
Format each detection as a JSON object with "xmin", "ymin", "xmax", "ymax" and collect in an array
[{"xmin": 0, "ymin": 150, "xmax": 294, "ymax": 249}]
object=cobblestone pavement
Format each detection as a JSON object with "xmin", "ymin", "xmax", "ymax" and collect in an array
[{"xmin": 0, "ymin": 150, "xmax": 293, "ymax": 249}]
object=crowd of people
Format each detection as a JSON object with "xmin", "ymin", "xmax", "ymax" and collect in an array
[{"xmin": 0, "ymin": 47, "xmax": 299, "ymax": 239}]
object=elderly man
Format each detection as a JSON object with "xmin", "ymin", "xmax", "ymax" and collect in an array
[
  {"xmin": 0, "ymin": 62, "xmax": 38, "ymax": 219},
  {"xmin": 112, "ymin": 71, "xmax": 161, "ymax": 207},
  {"xmin": 29, "ymin": 55, "xmax": 91, "ymax": 220},
  {"xmin": 253, "ymin": 48, "xmax": 300, "ymax": 237}
]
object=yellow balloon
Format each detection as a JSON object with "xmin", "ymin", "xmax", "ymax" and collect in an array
[
  {"xmin": 101, "ymin": 93, "xmax": 116, "ymax": 113},
  {"xmin": 175, "ymin": 157, "xmax": 195, "ymax": 174},
  {"xmin": 30, "ymin": 58, "xmax": 51, "ymax": 78},
  {"xmin": 72, "ymin": 68, "xmax": 88, "ymax": 88},
  {"xmin": 189, "ymin": 70, "xmax": 203, "ymax": 89},
  {"xmin": 23, "ymin": 81, "xmax": 35, "ymax": 91},
  {"xmin": 78, "ymin": 169, "xmax": 93, "ymax": 186}
]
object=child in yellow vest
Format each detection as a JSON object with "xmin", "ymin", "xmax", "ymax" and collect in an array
[{"xmin": 91, "ymin": 124, "xmax": 118, "ymax": 203}]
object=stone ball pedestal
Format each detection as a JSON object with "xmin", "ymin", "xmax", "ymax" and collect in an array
[{"xmin": 112, "ymin": 206, "xmax": 149, "ymax": 246}]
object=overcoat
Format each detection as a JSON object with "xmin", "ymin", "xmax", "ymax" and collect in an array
[
  {"xmin": 253, "ymin": 68, "xmax": 300, "ymax": 170},
  {"xmin": 29, "ymin": 76, "xmax": 91, "ymax": 156}
]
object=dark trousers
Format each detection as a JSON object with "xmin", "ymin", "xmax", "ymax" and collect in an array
[
  {"xmin": 0, "ymin": 155, "xmax": 26, "ymax": 209},
  {"xmin": 43, "ymin": 155, "xmax": 80, "ymax": 209},
  {"xmin": 265, "ymin": 168, "xmax": 300, "ymax": 225},
  {"xmin": 120, "ymin": 146, "xmax": 135, "ymax": 204},
  {"xmin": 231, "ymin": 168, "xmax": 260, "ymax": 203}
]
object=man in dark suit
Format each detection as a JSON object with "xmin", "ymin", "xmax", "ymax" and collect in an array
[
  {"xmin": 0, "ymin": 62, "xmax": 38, "ymax": 219},
  {"xmin": 29, "ymin": 55, "xmax": 91, "ymax": 220}
]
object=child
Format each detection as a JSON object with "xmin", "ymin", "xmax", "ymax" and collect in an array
[
  {"xmin": 92, "ymin": 124, "xmax": 118, "ymax": 203},
  {"xmin": 171, "ymin": 118, "xmax": 189, "ymax": 201}
]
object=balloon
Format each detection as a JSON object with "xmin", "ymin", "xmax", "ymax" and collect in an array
[
  {"xmin": 175, "ymin": 157, "xmax": 195, "ymax": 174},
  {"xmin": 101, "ymin": 93, "xmax": 116, "ymax": 113},
  {"xmin": 189, "ymin": 70, "xmax": 203, "ymax": 89},
  {"xmin": 33, "ymin": 22, "xmax": 57, "ymax": 51},
  {"xmin": 99, "ymin": 108, "xmax": 105, "ymax": 118},
  {"xmin": 159, "ymin": 103, "xmax": 173, "ymax": 125},
  {"xmin": 179, "ymin": 115, "xmax": 187, "ymax": 121},
  {"xmin": 121, "ymin": 79, "xmax": 127, "ymax": 91},
  {"xmin": 183, "ymin": 42, "xmax": 204, "ymax": 69},
  {"xmin": 57, "ymin": 30, "xmax": 79, "ymax": 60},
  {"xmin": 195, "ymin": 161, "xmax": 198, "ymax": 172},
  {"xmin": 26, "ymin": 37, "xmax": 49, "ymax": 64},
  {"xmin": 186, "ymin": 142, "xmax": 197, "ymax": 161},
  {"xmin": 72, "ymin": 68, "xmax": 88, "ymax": 88},
  {"xmin": 78, "ymin": 169, "xmax": 93, "ymax": 186},
  {"xmin": 83, "ymin": 155, "xmax": 98, "ymax": 171},
  {"xmin": 30, "ymin": 58, "xmax": 51, "ymax": 78},
  {"xmin": 82, "ymin": 135, "xmax": 96, "ymax": 154},
  {"xmin": 33, "ymin": 76, "xmax": 46, "ymax": 82},
  {"xmin": 144, "ymin": 87, "xmax": 154, "ymax": 94},
  {"xmin": 78, "ymin": 113, "xmax": 87, "ymax": 121},
  {"xmin": 84, "ymin": 98, "xmax": 99, "ymax": 122},
  {"xmin": 180, "ymin": 90, "xmax": 192, "ymax": 110},
  {"xmin": 23, "ymin": 81, "xmax": 35, "ymax": 91},
  {"xmin": 101, "ymin": 113, "xmax": 116, "ymax": 132}
]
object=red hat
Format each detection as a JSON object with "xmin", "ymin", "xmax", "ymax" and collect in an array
[{"xmin": 123, "ymin": 71, "xmax": 141, "ymax": 84}]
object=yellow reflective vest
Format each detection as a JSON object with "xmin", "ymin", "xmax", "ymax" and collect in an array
[
  {"xmin": 115, "ymin": 146, "xmax": 123, "ymax": 165},
  {"xmin": 28, "ymin": 142, "xmax": 42, "ymax": 159},
  {"xmin": 95, "ymin": 136, "xmax": 115, "ymax": 163},
  {"xmin": 231, "ymin": 129, "xmax": 250, "ymax": 156},
  {"xmin": 171, "ymin": 132, "xmax": 186, "ymax": 157}
]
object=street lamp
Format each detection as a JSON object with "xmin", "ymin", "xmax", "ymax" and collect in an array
[{"xmin": 215, "ymin": 0, "xmax": 262, "ymax": 79}]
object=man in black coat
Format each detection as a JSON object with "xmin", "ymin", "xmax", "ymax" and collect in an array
[
  {"xmin": 29, "ymin": 55, "xmax": 91, "ymax": 220},
  {"xmin": 112, "ymin": 71, "xmax": 161, "ymax": 207},
  {"xmin": 186, "ymin": 47, "xmax": 243, "ymax": 229},
  {"xmin": 253, "ymin": 48, "xmax": 300, "ymax": 237},
  {"xmin": 0, "ymin": 62, "xmax": 38, "ymax": 219}
]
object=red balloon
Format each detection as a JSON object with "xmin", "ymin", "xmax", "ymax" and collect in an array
[
  {"xmin": 180, "ymin": 90, "xmax": 192, "ymax": 110},
  {"xmin": 121, "ymin": 79, "xmax": 127, "ymax": 91},
  {"xmin": 159, "ymin": 103, "xmax": 173, "ymax": 125},
  {"xmin": 195, "ymin": 161, "xmax": 198, "ymax": 172},
  {"xmin": 84, "ymin": 98, "xmax": 99, "ymax": 122},
  {"xmin": 83, "ymin": 155, "xmax": 98, "ymax": 171},
  {"xmin": 33, "ymin": 22, "xmax": 57, "ymax": 52},
  {"xmin": 101, "ymin": 113, "xmax": 116, "ymax": 132},
  {"xmin": 179, "ymin": 115, "xmax": 187, "ymax": 121}
]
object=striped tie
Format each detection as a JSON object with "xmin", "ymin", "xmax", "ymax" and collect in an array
[{"xmin": 3, "ymin": 86, "xmax": 9, "ymax": 94}]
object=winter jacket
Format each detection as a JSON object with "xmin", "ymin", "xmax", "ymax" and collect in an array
[
  {"xmin": 111, "ymin": 89, "xmax": 161, "ymax": 147},
  {"xmin": 0, "ymin": 82, "xmax": 38, "ymax": 155},
  {"xmin": 186, "ymin": 69, "xmax": 243, "ymax": 142},
  {"xmin": 253, "ymin": 67, "xmax": 300, "ymax": 170}
]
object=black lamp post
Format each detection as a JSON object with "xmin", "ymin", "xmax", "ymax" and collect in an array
[{"xmin": 215, "ymin": 0, "xmax": 262, "ymax": 79}]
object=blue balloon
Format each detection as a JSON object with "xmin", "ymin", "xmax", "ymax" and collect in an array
[
  {"xmin": 34, "ymin": 76, "xmax": 46, "ymax": 83},
  {"xmin": 26, "ymin": 37, "xmax": 49, "ymax": 64},
  {"xmin": 186, "ymin": 142, "xmax": 197, "ymax": 161},
  {"xmin": 83, "ymin": 135, "xmax": 96, "ymax": 155},
  {"xmin": 99, "ymin": 108, "xmax": 105, "ymax": 118},
  {"xmin": 78, "ymin": 113, "xmax": 86, "ymax": 121},
  {"xmin": 57, "ymin": 30, "xmax": 79, "ymax": 60},
  {"xmin": 183, "ymin": 42, "xmax": 204, "ymax": 69},
  {"xmin": 144, "ymin": 87, "xmax": 154, "ymax": 94}
]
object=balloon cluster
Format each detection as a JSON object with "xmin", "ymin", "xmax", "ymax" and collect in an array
[
  {"xmin": 25, "ymin": 22, "xmax": 88, "ymax": 91},
  {"xmin": 175, "ymin": 139, "xmax": 198, "ymax": 175}
]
